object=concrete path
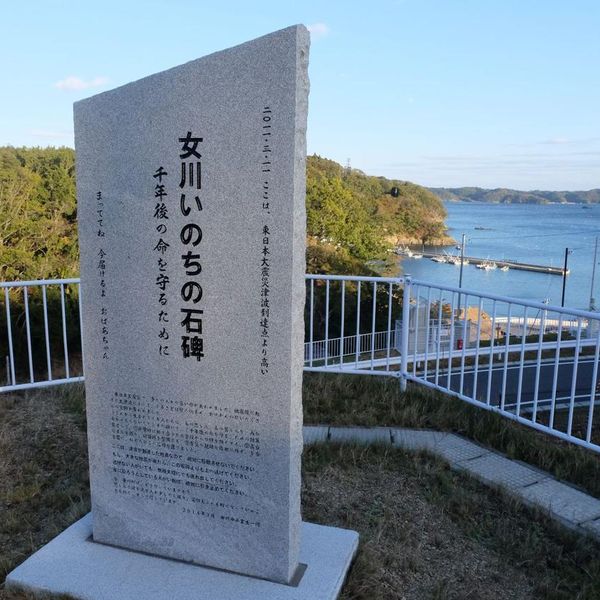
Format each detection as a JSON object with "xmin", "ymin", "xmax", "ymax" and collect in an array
[{"xmin": 304, "ymin": 425, "xmax": 600, "ymax": 541}]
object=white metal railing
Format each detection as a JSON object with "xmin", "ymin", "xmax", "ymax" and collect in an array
[
  {"xmin": 2, "ymin": 275, "xmax": 600, "ymax": 454},
  {"xmin": 409, "ymin": 277, "xmax": 600, "ymax": 453},
  {"xmin": 304, "ymin": 330, "xmax": 396, "ymax": 363},
  {"xmin": 305, "ymin": 274, "xmax": 600, "ymax": 454},
  {"xmin": 0, "ymin": 279, "xmax": 83, "ymax": 392},
  {"xmin": 305, "ymin": 274, "xmax": 402, "ymax": 376}
]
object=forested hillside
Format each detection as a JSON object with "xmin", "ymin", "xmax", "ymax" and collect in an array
[
  {"xmin": 431, "ymin": 186, "xmax": 600, "ymax": 204},
  {"xmin": 0, "ymin": 147, "xmax": 77, "ymax": 280},
  {"xmin": 0, "ymin": 147, "xmax": 450, "ymax": 280},
  {"xmin": 306, "ymin": 155, "xmax": 450, "ymax": 274}
]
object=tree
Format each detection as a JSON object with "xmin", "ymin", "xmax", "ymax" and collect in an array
[{"xmin": 0, "ymin": 146, "xmax": 78, "ymax": 280}]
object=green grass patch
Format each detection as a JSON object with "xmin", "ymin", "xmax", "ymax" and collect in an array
[{"xmin": 303, "ymin": 372, "xmax": 600, "ymax": 500}]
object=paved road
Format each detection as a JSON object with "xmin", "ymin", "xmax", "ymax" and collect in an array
[{"xmin": 425, "ymin": 357, "xmax": 598, "ymax": 412}]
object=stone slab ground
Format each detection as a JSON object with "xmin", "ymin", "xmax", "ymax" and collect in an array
[{"xmin": 6, "ymin": 515, "xmax": 358, "ymax": 600}]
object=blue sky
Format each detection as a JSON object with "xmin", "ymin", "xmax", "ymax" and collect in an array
[{"xmin": 1, "ymin": 0, "xmax": 599, "ymax": 190}]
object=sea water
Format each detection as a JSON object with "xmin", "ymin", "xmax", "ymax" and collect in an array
[{"xmin": 399, "ymin": 202, "xmax": 600, "ymax": 311}]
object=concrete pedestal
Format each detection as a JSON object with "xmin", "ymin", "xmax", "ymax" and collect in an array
[{"xmin": 6, "ymin": 514, "xmax": 358, "ymax": 600}]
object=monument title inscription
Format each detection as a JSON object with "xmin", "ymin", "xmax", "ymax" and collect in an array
[{"xmin": 75, "ymin": 25, "xmax": 309, "ymax": 584}]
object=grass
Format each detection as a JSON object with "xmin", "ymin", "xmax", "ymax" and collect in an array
[
  {"xmin": 0, "ymin": 385, "xmax": 88, "ymax": 600},
  {"xmin": 303, "ymin": 444, "xmax": 600, "ymax": 599},
  {"xmin": 303, "ymin": 372, "xmax": 600, "ymax": 500},
  {"xmin": 2, "ymin": 381, "xmax": 600, "ymax": 598}
]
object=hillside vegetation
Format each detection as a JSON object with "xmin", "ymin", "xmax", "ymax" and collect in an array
[
  {"xmin": 0, "ymin": 147, "xmax": 449, "ymax": 281},
  {"xmin": 306, "ymin": 155, "xmax": 450, "ymax": 274},
  {"xmin": 0, "ymin": 147, "xmax": 77, "ymax": 281},
  {"xmin": 431, "ymin": 186, "xmax": 600, "ymax": 205}
]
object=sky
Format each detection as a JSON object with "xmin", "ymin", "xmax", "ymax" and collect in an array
[{"xmin": 1, "ymin": 0, "xmax": 599, "ymax": 190}]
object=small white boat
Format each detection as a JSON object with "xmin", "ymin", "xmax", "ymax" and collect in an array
[
  {"xmin": 477, "ymin": 260, "xmax": 496, "ymax": 271},
  {"xmin": 500, "ymin": 265, "xmax": 509, "ymax": 272},
  {"xmin": 396, "ymin": 246, "xmax": 415, "ymax": 257},
  {"xmin": 448, "ymin": 254, "xmax": 468, "ymax": 265},
  {"xmin": 412, "ymin": 253, "xmax": 423, "ymax": 259},
  {"xmin": 431, "ymin": 255, "xmax": 447, "ymax": 263}
]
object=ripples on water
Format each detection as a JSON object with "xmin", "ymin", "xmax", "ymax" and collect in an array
[{"xmin": 399, "ymin": 202, "xmax": 600, "ymax": 311}]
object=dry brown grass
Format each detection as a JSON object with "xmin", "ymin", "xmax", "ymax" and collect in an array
[
  {"xmin": 303, "ymin": 444, "xmax": 600, "ymax": 600},
  {"xmin": 2, "ymin": 384, "xmax": 600, "ymax": 599},
  {"xmin": 0, "ymin": 385, "xmax": 88, "ymax": 600}
]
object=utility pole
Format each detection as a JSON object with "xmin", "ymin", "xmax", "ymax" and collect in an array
[
  {"xmin": 561, "ymin": 248, "xmax": 572, "ymax": 308},
  {"xmin": 590, "ymin": 237, "xmax": 598, "ymax": 311},
  {"xmin": 542, "ymin": 298, "xmax": 549, "ymax": 336},
  {"xmin": 458, "ymin": 233, "xmax": 466, "ymax": 289},
  {"xmin": 457, "ymin": 233, "xmax": 466, "ymax": 325},
  {"xmin": 344, "ymin": 158, "xmax": 351, "ymax": 178}
]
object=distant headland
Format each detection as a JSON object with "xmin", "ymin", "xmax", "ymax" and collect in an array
[{"xmin": 430, "ymin": 187, "xmax": 600, "ymax": 205}]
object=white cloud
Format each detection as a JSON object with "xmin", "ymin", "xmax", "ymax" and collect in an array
[
  {"xmin": 539, "ymin": 136, "xmax": 600, "ymax": 146},
  {"xmin": 540, "ymin": 137, "xmax": 571, "ymax": 145},
  {"xmin": 307, "ymin": 22, "xmax": 330, "ymax": 40},
  {"xmin": 509, "ymin": 136, "xmax": 600, "ymax": 148},
  {"xmin": 54, "ymin": 76, "xmax": 109, "ymax": 91}
]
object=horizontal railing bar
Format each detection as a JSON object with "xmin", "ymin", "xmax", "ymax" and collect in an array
[
  {"xmin": 410, "ymin": 277, "xmax": 600, "ymax": 320},
  {"xmin": 304, "ymin": 366, "xmax": 400, "ymax": 377},
  {"xmin": 305, "ymin": 274, "xmax": 404, "ymax": 284},
  {"xmin": 0, "ymin": 278, "xmax": 81, "ymax": 288},
  {"xmin": 0, "ymin": 377, "xmax": 85, "ymax": 393}
]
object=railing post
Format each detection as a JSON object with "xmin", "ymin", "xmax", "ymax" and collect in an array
[
  {"xmin": 78, "ymin": 281, "xmax": 85, "ymax": 371},
  {"xmin": 400, "ymin": 277, "xmax": 411, "ymax": 391}
]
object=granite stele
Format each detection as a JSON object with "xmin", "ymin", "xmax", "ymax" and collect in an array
[{"xmin": 6, "ymin": 25, "xmax": 358, "ymax": 600}]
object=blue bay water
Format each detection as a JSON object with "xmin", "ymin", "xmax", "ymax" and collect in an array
[{"xmin": 399, "ymin": 202, "xmax": 600, "ymax": 311}]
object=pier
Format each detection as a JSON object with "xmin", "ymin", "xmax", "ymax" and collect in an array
[{"xmin": 417, "ymin": 252, "xmax": 568, "ymax": 276}]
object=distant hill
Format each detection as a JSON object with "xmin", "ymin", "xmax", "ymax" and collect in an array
[{"xmin": 430, "ymin": 187, "xmax": 600, "ymax": 205}]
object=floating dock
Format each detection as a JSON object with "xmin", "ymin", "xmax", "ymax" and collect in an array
[{"xmin": 418, "ymin": 253, "xmax": 568, "ymax": 276}]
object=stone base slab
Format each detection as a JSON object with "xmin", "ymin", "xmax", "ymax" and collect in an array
[{"xmin": 6, "ymin": 514, "xmax": 358, "ymax": 600}]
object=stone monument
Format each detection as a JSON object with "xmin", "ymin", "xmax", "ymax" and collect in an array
[{"xmin": 6, "ymin": 25, "xmax": 358, "ymax": 600}]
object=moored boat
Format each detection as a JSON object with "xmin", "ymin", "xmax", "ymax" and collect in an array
[{"xmin": 477, "ymin": 260, "xmax": 496, "ymax": 271}]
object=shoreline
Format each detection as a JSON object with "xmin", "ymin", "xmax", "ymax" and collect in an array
[{"xmin": 395, "ymin": 235, "xmax": 456, "ymax": 248}]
